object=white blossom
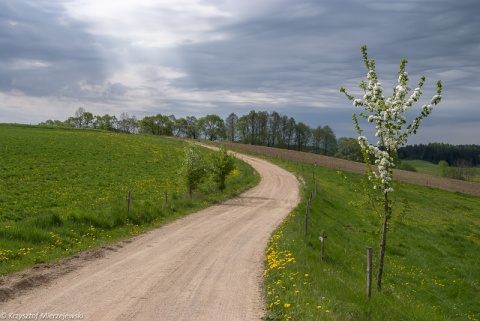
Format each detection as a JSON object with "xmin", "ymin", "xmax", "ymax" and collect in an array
[
  {"xmin": 431, "ymin": 94, "xmax": 442, "ymax": 105},
  {"xmin": 384, "ymin": 188, "xmax": 394, "ymax": 194},
  {"xmin": 354, "ymin": 99, "xmax": 363, "ymax": 106},
  {"xmin": 341, "ymin": 50, "xmax": 442, "ymax": 198}
]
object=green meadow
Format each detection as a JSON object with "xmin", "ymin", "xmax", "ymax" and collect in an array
[
  {"xmin": 2, "ymin": 124, "xmax": 479, "ymax": 320},
  {"xmin": 403, "ymin": 159, "xmax": 480, "ymax": 180},
  {"xmin": 0, "ymin": 124, "xmax": 258, "ymax": 275},
  {"xmin": 402, "ymin": 160, "xmax": 441, "ymax": 176},
  {"xmin": 262, "ymin": 158, "xmax": 480, "ymax": 321}
]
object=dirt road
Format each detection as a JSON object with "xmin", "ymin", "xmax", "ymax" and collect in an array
[{"xmin": 1, "ymin": 153, "xmax": 300, "ymax": 320}]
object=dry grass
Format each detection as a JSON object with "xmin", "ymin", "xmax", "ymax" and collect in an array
[{"xmin": 220, "ymin": 142, "xmax": 480, "ymax": 196}]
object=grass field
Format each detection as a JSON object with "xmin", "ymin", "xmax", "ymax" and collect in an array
[
  {"xmin": 0, "ymin": 124, "xmax": 259, "ymax": 276},
  {"xmin": 403, "ymin": 159, "xmax": 480, "ymax": 181},
  {"xmin": 262, "ymin": 158, "xmax": 480, "ymax": 321},
  {"xmin": 2, "ymin": 125, "xmax": 479, "ymax": 320},
  {"xmin": 402, "ymin": 160, "xmax": 441, "ymax": 176}
]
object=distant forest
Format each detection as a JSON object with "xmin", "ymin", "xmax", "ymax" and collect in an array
[
  {"xmin": 40, "ymin": 108, "xmax": 479, "ymax": 167},
  {"xmin": 398, "ymin": 143, "xmax": 480, "ymax": 167}
]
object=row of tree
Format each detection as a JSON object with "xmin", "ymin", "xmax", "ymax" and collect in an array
[
  {"xmin": 135, "ymin": 110, "xmax": 340, "ymax": 156},
  {"xmin": 40, "ymin": 108, "xmax": 348, "ymax": 157},
  {"xmin": 41, "ymin": 108, "xmax": 139, "ymax": 134},
  {"xmin": 40, "ymin": 108, "xmax": 478, "ymax": 166},
  {"xmin": 397, "ymin": 143, "xmax": 480, "ymax": 166},
  {"xmin": 225, "ymin": 111, "xmax": 339, "ymax": 155}
]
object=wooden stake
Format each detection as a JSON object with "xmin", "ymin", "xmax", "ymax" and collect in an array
[
  {"xmin": 304, "ymin": 206, "xmax": 309, "ymax": 237},
  {"xmin": 127, "ymin": 190, "xmax": 132, "ymax": 213},
  {"xmin": 321, "ymin": 230, "xmax": 325, "ymax": 261}
]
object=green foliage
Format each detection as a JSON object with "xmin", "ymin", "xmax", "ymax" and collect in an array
[
  {"xmin": 335, "ymin": 137, "xmax": 363, "ymax": 162},
  {"xmin": 210, "ymin": 146, "xmax": 236, "ymax": 191},
  {"xmin": 183, "ymin": 143, "xmax": 209, "ymax": 197},
  {"xmin": 198, "ymin": 114, "xmax": 226, "ymax": 141},
  {"xmin": 0, "ymin": 124, "xmax": 258, "ymax": 275},
  {"xmin": 263, "ymin": 158, "xmax": 480, "ymax": 320},
  {"xmin": 396, "ymin": 160, "xmax": 417, "ymax": 172},
  {"xmin": 398, "ymin": 143, "xmax": 480, "ymax": 167},
  {"xmin": 182, "ymin": 144, "xmax": 238, "ymax": 195},
  {"xmin": 139, "ymin": 114, "xmax": 174, "ymax": 135},
  {"xmin": 438, "ymin": 160, "xmax": 449, "ymax": 177}
]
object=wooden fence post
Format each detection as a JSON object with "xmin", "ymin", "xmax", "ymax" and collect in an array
[
  {"xmin": 321, "ymin": 230, "xmax": 325, "ymax": 261},
  {"xmin": 304, "ymin": 205, "xmax": 309, "ymax": 237},
  {"xmin": 366, "ymin": 247, "xmax": 372, "ymax": 298}
]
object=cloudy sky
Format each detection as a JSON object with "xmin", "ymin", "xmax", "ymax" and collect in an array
[{"xmin": 1, "ymin": 0, "xmax": 479, "ymax": 144}]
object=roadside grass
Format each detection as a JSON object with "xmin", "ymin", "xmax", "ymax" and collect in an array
[
  {"xmin": 263, "ymin": 158, "xmax": 480, "ymax": 321},
  {"xmin": 0, "ymin": 124, "xmax": 259, "ymax": 275}
]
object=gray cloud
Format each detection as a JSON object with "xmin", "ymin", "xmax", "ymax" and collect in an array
[
  {"xmin": 0, "ymin": 0, "xmax": 479, "ymax": 144},
  {"xmin": 0, "ymin": 0, "xmax": 113, "ymax": 96}
]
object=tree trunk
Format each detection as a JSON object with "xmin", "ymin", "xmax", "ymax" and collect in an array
[{"xmin": 376, "ymin": 191, "xmax": 389, "ymax": 291}]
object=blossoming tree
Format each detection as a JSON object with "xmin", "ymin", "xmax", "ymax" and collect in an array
[{"xmin": 340, "ymin": 45, "xmax": 442, "ymax": 291}]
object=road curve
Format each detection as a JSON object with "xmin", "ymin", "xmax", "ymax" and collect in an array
[{"xmin": 1, "ymin": 153, "xmax": 300, "ymax": 320}]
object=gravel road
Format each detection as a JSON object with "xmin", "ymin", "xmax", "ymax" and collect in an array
[{"xmin": 1, "ymin": 153, "xmax": 300, "ymax": 320}]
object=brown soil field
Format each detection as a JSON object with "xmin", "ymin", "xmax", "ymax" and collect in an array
[{"xmin": 219, "ymin": 142, "xmax": 480, "ymax": 197}]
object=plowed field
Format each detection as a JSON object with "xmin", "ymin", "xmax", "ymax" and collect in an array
[{"xmin": 219, "ymin": 142, "xmax": 480, "ymax": 196}]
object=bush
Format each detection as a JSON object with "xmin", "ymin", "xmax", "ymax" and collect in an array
[
  {"xmin": 183, "ymin": 144, "xmax": 208, "ymax": 197},
  {"xmin": 210, "ymin": 146, "xmax": 236, "ymax": 191},
  {"xmin": 397, "ymin": 162, "xmax": 417, "ymax": 172}
]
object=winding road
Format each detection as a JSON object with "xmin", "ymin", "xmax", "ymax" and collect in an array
[{"xmin": 1, "ymin": 153, "xmax": 300, "ymax": 320}]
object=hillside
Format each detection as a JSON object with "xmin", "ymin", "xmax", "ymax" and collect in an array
[
  {"xmin": 0, "ymin": 124, "xmax": 258, "ymax": 276},
  {"xmin": 219, "ymin": 142, "xmax": 480, "ymax": 196}
]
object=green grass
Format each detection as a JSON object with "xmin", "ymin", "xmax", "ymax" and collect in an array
[
  {"xmin": 403, "ymin": 159, "xmax": 480, "ymax": 180},
  {"xmin": 402, "ymin": 160, "xmax": 441, "ymax": 176},
  {"xmin": 263, "ymin": 158, "xmax": 480, "ymax": 321},
  {"xmin": 0, "ymin": 124, "xmax": 259, "ymax": 275}
]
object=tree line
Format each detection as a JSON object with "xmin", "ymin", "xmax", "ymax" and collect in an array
[
  {"xmin": 397, "ymin": 143, "xmax": 480, "ymax": 167},
  {"xmin": 40, "ymin": 108, "xmax": 478, "ymax": 166},
  {"xmin": 40, "ymin": 108, "xmax": 360, "ymax": 159},
  {"xmin": 41, "ymin": 108, "xmax": 139, "ymax": 134}
]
